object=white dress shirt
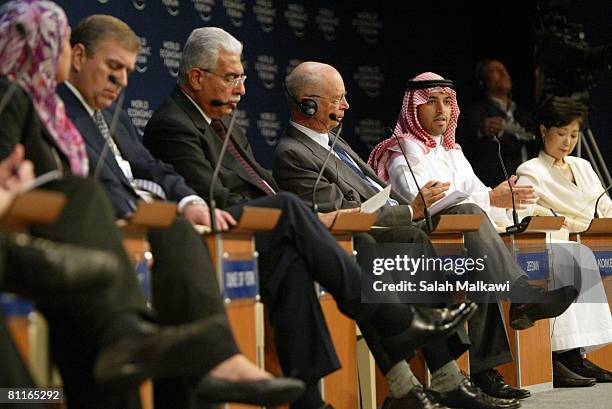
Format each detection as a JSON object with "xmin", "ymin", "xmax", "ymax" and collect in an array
[{"xmin": 386, "ymin": 136, "xmax": 510, "ymax": 225}]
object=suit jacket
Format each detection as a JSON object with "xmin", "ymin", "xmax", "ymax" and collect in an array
[
  {"xmin": 272, "ymin": 124, "xmax": 413, "ymax": 227},
  {"xmin": 516, "ymin": 151, "xmax": 612, "ymax": 233},
  {"xmin": 457, "ymin": 97, "xmax": 536, "ymax": 187},
  {"xmin": 143, "ymin": 86, "xmax": 278, "ymax": 208},
  {"xmin": 0, "ymin": 77, "xmax": 69, "ymax": 175},
  {"xmin": 58, "ymin": 84, "xmax": 196, "ymax": 217}
]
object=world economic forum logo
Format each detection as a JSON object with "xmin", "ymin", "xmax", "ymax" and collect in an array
[
  {"xmin": 163, "ymin": 0, "xmax": 180, "ymax": 16},
  {"xmin": 355, "ymin": 118, "xmax": 384, "ymax": 148},
  {"xmin": 132, "ymin": 0, "xmax": 146, "ymax": 11},
  {"xmin": 136, "ymin": 37, "xmax": 151, "ymax": 74},
  {"xmin": 352, "ymin": 11, "xmax": 383, "ymax": 44},
  {"xmin": 257, "ymin": 112, "xmax": 281, "ymax": 146},
  {"xmin": 223, "ymin": 0, "xmax": 246, "ymax": 27},
  {"xmin": 354, "ymin": 65, "xmax": 384, "ymax": 97},
  {"xmin": 192, "ymin": 0, "xmax": 214, "ymax": 21},
  {"xmin": 127, "ymin": 99, "xmax": 154, "ymax": 136},
  {"xmin": 254, "ymin": 0, "xmax": 275, "ymax": 33},
  {"xmin": 316, "ymin": 8, "xmax": 339, "ymax": 41},
  {"xmin": 255, "ymin": 55, "xmax": 277, "ymax": 90},
  {"xmin": 284, "ymin": 3, "xmax": 308, "ymax": 38},
  {"xmin": 160, "ymin": 40, "xmax": 182, "ymax": 78}
]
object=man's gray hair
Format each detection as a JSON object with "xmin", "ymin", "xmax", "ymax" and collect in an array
[{"xmin": 178, "ymin": 27, "xmax": 243, "ymax": 86}]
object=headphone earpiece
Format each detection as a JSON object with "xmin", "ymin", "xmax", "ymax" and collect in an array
[
  {"xmin": 298, "ymin": 98, "xmax": 317, "ymax": 116},
  {"xmin": 283, "ymin": 82, "xmax": 318, "ymax": 117}
]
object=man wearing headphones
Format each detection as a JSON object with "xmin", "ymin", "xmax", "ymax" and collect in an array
[{"xmin": 456, "ymin": 59, "xmax": 536, "ymax": 187}]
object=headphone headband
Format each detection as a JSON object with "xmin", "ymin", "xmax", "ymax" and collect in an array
[{"xmin": 405, "ymin": 79, "xmax": 455, "ymax": 90}]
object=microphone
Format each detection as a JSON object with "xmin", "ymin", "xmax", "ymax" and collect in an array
[
  {"xmin": 208, "ymin": 99, "xmax": 240, "ymax": 232},
  {"xmin": 312, "ymin": 113, "xmax": 343, "ymax": 213},
  {"xmin": 490, "ymin": 135, "xmax": 528, "ymax": 233},
  {"xmin": 93, "ymin": 74, "xmax": 127, "ymax": 179},
  {"xmin": 593, "ymin": 182, "xmax": 612, "ymax": 219},
  {"xmin": 388, "ymin": 127, "xmax": 433, "ymax": 232},
  {"xmin": 0, "ymin": 22, "xmax": 32, "ymax": 118}
]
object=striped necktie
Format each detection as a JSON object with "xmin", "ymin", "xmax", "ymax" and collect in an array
[
  {"xmin": 93, "ymin": 110, "xmax": 166, "ymax": 200},
  {"xmin": 210, "ymin": 119, "xmax": 275, "ymax": 196}
]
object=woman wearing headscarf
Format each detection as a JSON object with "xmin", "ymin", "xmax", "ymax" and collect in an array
[{"xmin": 516, "ymin": 96, "xmax": 612, "ymax": 385}]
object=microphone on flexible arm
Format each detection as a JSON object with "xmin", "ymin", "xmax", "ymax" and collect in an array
[
  {"xmin": 593, "ymin": 182, "xmax": 612, "ymax": 219},
  {"xmin": 93, "ymin": 74, "xmax": 127, "ymax": 179},
  {"xmin": 0, "ymin": 22, "xmax": 32, "ymax": 117},
  {"xmin": 490, "ymin": 135, "xmax": 529, "ymax": 233},
  {"xmin": 208, "ymin": 98, "xmax": 240, "ymax": 233},
  {"xmin": 387, "ymin": 127, "xmax": 433, "ymax": 232},
  {"xmin": 312, "ymin": 113, "xmax": 343, "ymax": 213}
]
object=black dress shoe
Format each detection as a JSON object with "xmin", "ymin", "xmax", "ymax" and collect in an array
[
  {"xmin": 381, "ymin": 386, "xmax": 449, "ymax": 409},
  {"xmin": 472, "ymin": 369, "xmax": 531, "ymax": 400},
  {"xmin": 196, "ymin": 375, "xmax": 305, "ymax": 406},
  {"xmin": 94, "ymin": 315, "xmax": 232, "ymax": 388},
  {"xmin": 509, "ymin": 283, "xmax": 577, "ymax": 330},
  {"xmin": 553, "ymin": 360, "xmax": 596, "ymax": 388},
  {"xmin": 579, "ymin": 358, "xmax": 612, "ymax": 382},
  {"xmin": 429, "ymin": 377, "xmax": 521, "ymax": 409},
  {"xmin": 3, "ymin": 233, "xmax": 117, "ymax": 299},
  {"xmin": 559, "ymin": 352, "xmax": 612, "ymax": 383},
  {"xmin": 428, "ymin": 302, "xmax": 477, "ymax": 322},
  {"xmin": 383, "ymin": 303, "xmax": 478, "ymax": 352}
]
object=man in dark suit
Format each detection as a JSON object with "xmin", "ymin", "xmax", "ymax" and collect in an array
[
  {"xmin": 141, "ymin": 26, "xmax": 519, "ymax": 409},
  {"xmin": 58, "ymin": 14, "xmax": 311, "ymax": 409},
  {"xmin": 456, "ymin": 59, "xmax": 536, "ymax": 187}
]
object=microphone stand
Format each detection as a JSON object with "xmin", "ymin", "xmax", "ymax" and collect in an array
[
  {"xmin": 391, "ymin": 130, "xmax": 433, "ymax": 232},
  {"xmin": 491, "ymin": 135, "xmax": 526, "ymax": 233},
  {"xmin": 312, "ymin": 116, "xmax": 343, "ymax": 213},
  {"xmin": 594, "ymin": 182, "xmax": 612, "ymax": 219},
  {"xmin": 208, "ymin": 100, "xmax": 239, "ymax": 233}
]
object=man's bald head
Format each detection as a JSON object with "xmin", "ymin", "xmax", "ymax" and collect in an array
[
  {"xmin": 285, "ymin": 61, "xmax": 349, "ymax": 132},
  {"xmin": 286, "ymin": 61, "xmax": 339, "ymax": 103}
]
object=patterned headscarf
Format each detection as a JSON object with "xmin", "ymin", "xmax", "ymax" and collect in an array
[
  {"xmin": 0, "ymin": 0, "xmax": 88, "ymax": 176},
  {"xmin": 368, "ymin": 72, "xmax": 460, "ymax": 181}
]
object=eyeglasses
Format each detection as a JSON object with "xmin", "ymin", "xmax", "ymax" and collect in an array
[
  {"xmin": 308, "ymin": 93, "xmax": 348, "ymax": 106},
  {"xmin": 198, "ymin": 67, "xmax": 247, "ymax": 88}
]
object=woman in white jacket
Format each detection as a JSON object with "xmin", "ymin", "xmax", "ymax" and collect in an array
[{"xmin": 517, "ymin": 97, "xmax": 612, "ymax": 385}]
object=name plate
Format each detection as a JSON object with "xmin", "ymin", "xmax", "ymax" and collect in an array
[
  {"xmin": 517, "ymin": 251, "xmax": 549, "ymax": 280},
  {"xmin": 594, "ymin": 251, "xmax": 612, "ymax": 276},
  {"xmin": 222, "ymin": 259, "xmax": 259, "ymax": 300},
  {"xmin": 0, "ymin": 293, "xmax": 33, "ymax": 316}
]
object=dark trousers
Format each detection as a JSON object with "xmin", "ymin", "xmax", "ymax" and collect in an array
[
  {"xmin": 227, "ymin": 193, "xmax": 450, "ymax": 384},
  {"xmin": 149, "ymin": 217, "xmax": 238, "ymax": 409},
  {"xmin": 433, "ymin": 203, "xmax": 515, "ymax": 372},
  {"xmin": 27, "ymin": 177, "xmax": 237, "ymax": 409},
  {"xmin": 367, "ymin": 226, "xmax": 471, "ymax": 372}
]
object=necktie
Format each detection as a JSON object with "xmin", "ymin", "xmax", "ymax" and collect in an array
[
  {"xmin": 329, "ymin": 138, "xmax": 381, "ymax": 195},
  {"xmin": 93, "ymin": 111, "xmax": 166, "ymax": 200},
  {"xmin": 210, "ymin": 119, "xmax": 275, "ymax": 196}
]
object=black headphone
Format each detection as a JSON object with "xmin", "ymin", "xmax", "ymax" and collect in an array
[{"xmin": 283, "ymin": 82, "xmax": 318, "ymax": 116}]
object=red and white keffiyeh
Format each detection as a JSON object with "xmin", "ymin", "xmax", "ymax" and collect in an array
[{"xmin": 368, "ymin": 72, "xmax": 460, "ymax": 182}]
